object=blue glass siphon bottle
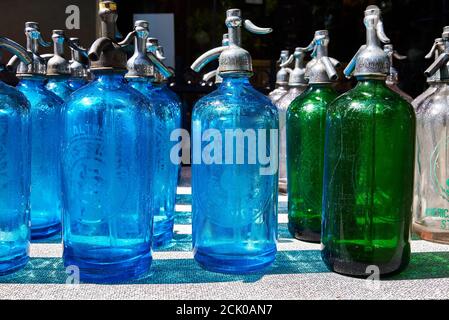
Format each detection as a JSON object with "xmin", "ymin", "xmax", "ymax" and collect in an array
[
  {"xmin": 61, "ymin": 1, "xmax": 155, "ymax": 283},
  {"xmin": 7, "ymin": 22, "xmax": 63, "ymax": 239},
  {"xmin": 190, "ymin": 9, "xmax": 278, "ymax": 274},
  {"xmin": 0, "ymin": 37, "xmax": 32, "ymax": 275},
  {"xmin": 45, "ymin": 30, "xmax": 74, "ymax": 101},
  {"xmin": 126, "ymin": 23, "xmax": 181, "ymax": 249}
]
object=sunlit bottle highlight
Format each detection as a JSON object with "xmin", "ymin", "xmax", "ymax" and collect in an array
[
  {"xmin": 8, "ymin": 22, "xmax": 63, "ymax": 239},
  {"xmin": 190, "ymin": 9, "xmax": 278, "ymax": 274},
  {"xmin": 321, "ymin": 6, "xmax": 415, "ymax": 276},
  {"xmin": 61, "ymin": 1, "xmax": 155, "ymax": 282},
  {"xmin": 0, "ymin": 37, "xmax": 32, "ymax": 275},
  {"xmin": 287, "ymin": 30, "xmax": 339, "ymax": 242},
  {"xmin": 125, "ymin": 21, "xmax": 181, "ymax": 248},
  {"xmin": 414, "ymin": 27, "xmax": 449, "ymax": 244}
]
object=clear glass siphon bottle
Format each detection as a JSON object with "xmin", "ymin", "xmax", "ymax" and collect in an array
[
  {"xmin": 413, "ymin": 38, "xmax": 444, "ymax": 111},
  {"xmin": 0, "ymin": 37, "xmax": 32, "ymax": 275},
  {"xmin": 8, "ymin": 22, "xmax": 63, "ymax": 239},
  {"xmin": 268, "ymin": 50, "xmax": 290, "ymax": 104},
  {"xmin": 321, "ymin": 6, "xmax": 415, "ymax": 276},
  {"xmin": 61, "ymin": 1, "xmax": 155, "ymax": 282},
  {"xmin": 45, "ymin": 30, "xmax": 74, "ymax": 101},
  {"xmin": 276, "ymin": 47, "xmax": 308, "ymax": 194},
  {"xmin": 190, "ymin": 9, "xmax": 278, "ymax": 274},
  {"xmin": 413, "ymin": 27, "xmax": 449, "ymax": 244},
  {"xmin": 287, "ymin": 30, "xmax": 339, "ymax": 242},
  {"xmin": 125, "ymin": 21, "xmax": 182, "ymax": 248}
]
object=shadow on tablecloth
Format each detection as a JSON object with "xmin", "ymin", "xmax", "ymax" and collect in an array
[{"xmin": 0, "ymin": 249, "xmax": 327, "ymax": 285}]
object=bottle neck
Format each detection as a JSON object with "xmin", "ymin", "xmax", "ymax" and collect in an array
[
  {"xmin": 134, "ymin": 36, "xmax": 147, "ymax": 56},
  {"xmin": 54, "ymin": 40, "xmax": 64, "ymax": 57},
  {"xmin": 355, "ymin": 78, "xmax": 388, "ymax": 90},
  {"xmin": 366, "ymin": 23, "xmax": 379, "ymax": 48},
  {"xmin": 93, "ymin": 71, "xmax": 126, "ymax": 87},
  {"xmin": 221, "ymin": 75, "xmax": 251, "ymax": 88},
  {"xmin": 19, "ymin": 76, "xmax": 46, "ymax": 86}
]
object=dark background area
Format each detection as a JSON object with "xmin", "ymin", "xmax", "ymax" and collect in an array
[{"xmin": 0, "ymin": 0, "xmax": 448, "ymax": 116}]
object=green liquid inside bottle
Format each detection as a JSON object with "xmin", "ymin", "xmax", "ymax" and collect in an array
[
  {"xmin": 287, "ymin": 83, "xmax": 339, "ymax": 242},
  {"xmin": 321, "ymin": 79, "xmax": 415, "ymax": 276}
]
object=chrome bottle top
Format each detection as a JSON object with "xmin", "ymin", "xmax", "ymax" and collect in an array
[
  {"xmin": 424, "ymin": 38, "xmax": 444, "ymax": 83},
  {"xmin": 7, "ymin": 21, "xmax": 51, "ymax": 77},
  {"xmin": 87, "ymin": 0, "xmax": 127, "ymax": 71},
  {"xmin": 125, "ymin": 20, "xmax": 173, "ymax": 79},
  {"xmin": 132, "ymin": 33, "xmax": 174, "ymax": 82},
  {"xmin": 68, "ymin": 38, "xmax": 88, "ymax": 78},
  {"xmin": 424, "ymin": 27, "xmax": 449, "ymax": 82},
  {"xmin": 344, "ymin": 5, "xmax": 391, "ymax": 79},
  {"xmin": 46, "ymin": 30, "xmax": 70, "ymax": 76},
  {"xmin": 384, "ymin": 44, "xmax": 406, "ymax": 85},
  {"xmin": 0, "ymin": 36, "xmax": 32, "ymax": 71},
  {"xmin": 191, "ymin": 8, "xmax": 272, "ymax": 77},
  {"xmin": 280, "ymin": 48, "xmax": 306, "ymax": 86},
  {"xmin": 300, "ymin": 30, "xmax": 339, "ymax": 84},
  {"xmin": 275, "ymin": 50, "xmax": 291, "ymax": 85},
  {"xmin": 202, "ymin": 34, "xmax": 229, "ymax": 84}
]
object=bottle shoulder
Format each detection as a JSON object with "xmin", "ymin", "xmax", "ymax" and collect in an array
[
  {"xmin": 17, "ymin": 81, "xmax": 64, "ymax": 107},
  {"xmin": 288, "ymin": 86, "xmax": 338, "ymax": 114},
  {"xmin": 194, "ymin": 84, "xmax": 278, "ymax": 118},
  {"xmin": 328, "ymin": 83, "xmax": 414, "ymax": 118},
  {"xmin": 414, "ymin": 84, "xmax": 449, "ymax": 117},
  {"xmin": 128, "ymin": 82, "xmax": 181, "ymax": 120},
  {"xmin": 66, "ymin": 80, "xmax": 154, "ymax": 114},
  {"xmin": 0, "ymin": 83, "xmax": 30, "ymax": 113}
]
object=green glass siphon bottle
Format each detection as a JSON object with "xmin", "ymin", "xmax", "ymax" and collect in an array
[
  {"xmin": 287, "ymin": 30, "xmax": 339, "ymax": 242},
  {"xmin": 321, "ymin": 5, "xmax": 416, "ymax": 276}
]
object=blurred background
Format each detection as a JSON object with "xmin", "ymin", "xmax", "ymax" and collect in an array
[{"xmin": 0, "ymin": 0, "xmax": 448, "ymax": 129}]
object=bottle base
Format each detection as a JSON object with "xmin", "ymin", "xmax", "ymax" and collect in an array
[
  {"xmin": 63, "ymin": 250, "xmax": 152, "ymax": 283},
  {"xmin": 413, "ymin": 222, "xmax": 449, "ymax": 244},
  {"xmin": 288, "ymin": 222, "xmax": 320, "ymax": 243},
  {"xmin": 321, "ymin": 248, "xmax": 410, "ymax": 278},
  {"xmin": 0, "ymin": 253, "xmax": 29, "ymax": 276},
  {"xmin": 194, "ymin": 246, "xmax": 276, "ymax": 274},
  {"xmin": 31, "ymin": 222, "xmax": 61, "ymax": 240}
]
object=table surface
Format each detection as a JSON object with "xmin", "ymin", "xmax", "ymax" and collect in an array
[{"xmin": 1, "ymin": 168, "xmax": 449, "ymax": 300}]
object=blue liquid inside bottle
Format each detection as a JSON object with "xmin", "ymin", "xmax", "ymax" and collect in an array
[
  {"xmin": 68, "ymin": 78, "xmax": 88, "ymax": 92},
  {"xmin": 192, "ymin": 75, "xmax": 278, "ymax": 274},
  {"xmin": 61, "ymin": 73, "xmax": 155, "ymax": 283},
  {"xmin": 129, "ymin": 79, "xmax": 181, "ymax": 248},
  {"xmin": 17, "ymin": 77, "xmax": 62, "ymax": 239},
  {"xmin": 0, "ymin": 81, "xmax": 31, "ymax": 275},
  {"xmin": 46, "ymin": 77, "xmax": 74, "ymax": 101}
]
